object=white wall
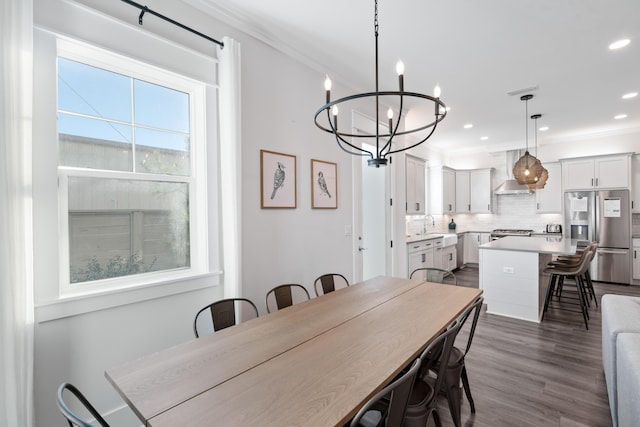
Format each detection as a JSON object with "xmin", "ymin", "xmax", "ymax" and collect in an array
[
  {"xmin": 32, "ymin": 1, "xmax": 354, "ymax": 426},
  {"xmin": 238, "ymin": 33, "xmax": 353, "ymax": 312}
]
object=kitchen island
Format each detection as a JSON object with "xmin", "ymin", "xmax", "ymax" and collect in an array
[{"xmin": 479, "ymin": 236, "xmax": 577, "ymax": 323}]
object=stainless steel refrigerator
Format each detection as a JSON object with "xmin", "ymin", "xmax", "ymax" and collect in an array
[{"xmin": 564, "ymin": 189, "xmax": 632, "ymax": 284}]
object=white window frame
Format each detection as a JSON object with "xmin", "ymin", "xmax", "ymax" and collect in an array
[{"xmin": 56, "ymin": 38, "xmax": 210, "ymax": 298}]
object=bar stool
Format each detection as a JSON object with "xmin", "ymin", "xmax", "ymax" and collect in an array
[
  {"xmin": 549, "ymin": 243, "xmax": 598, "ymax": 307},
  {"xmin": 542, "ymin": 246, "xmax": 595, "ymax": 329}
]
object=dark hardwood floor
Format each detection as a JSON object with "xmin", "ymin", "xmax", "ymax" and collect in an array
[{"xmin": 428, "ymin": 265, "xmax": 640, "ymax": 427}]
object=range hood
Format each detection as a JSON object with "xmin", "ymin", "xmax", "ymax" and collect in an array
[{"xmin": 494, "ymin": 150, "xmax": 534, "ymax": 195}]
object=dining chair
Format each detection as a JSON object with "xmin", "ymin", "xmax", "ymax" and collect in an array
[
  {"xmin": 313, "ymin": 273, "xmax": 349, "ymax": 296},
  {"xmin": 57, "ymin": 382, "xmax": 110, "ymax": 427},
  {"xmin": 440, "ymin": 296, "xmax": 485, "ymax": 427},
  {"xmin": 403, "ymin": 318, "xmax": 462, "ymax": 427},
  {"xmin": 410, "ymin": 267, "xmax": 457, "ymax": 286},
  {"xmin": 349, "ymin": 358, "xmax": 421, "ymax": 427},
  {"xmin": 193, "ymin": 298, "xmax": 259, "ymax": 338},
  {"xmin": 265, "ymin": 284, "xmax": 311, "ymax": 313}
]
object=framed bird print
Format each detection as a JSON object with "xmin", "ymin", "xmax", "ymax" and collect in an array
[
  {"xmin": 311, "ymin": 159, "xmax": 337, "ymax": 209},
  {"xmin": 260, "ymin": 149, "xmax": 297, "ymax": 208}
]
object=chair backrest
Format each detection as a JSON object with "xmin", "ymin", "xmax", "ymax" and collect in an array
[
  {"xmin": 417, "ymin": 318, "xmax": 462, "ymax": 398},
  {"xmin": 410, "ymin": 267, "xmax": 457, "ymax": 286},
  {"xmin": 349, "ymin": 358, "xmax": 421, "ymax": 427},
  {"xmin": 57, "ymin": 383, "xmax": 110, "ymax": 427},
  {"xmin": 314, "ymin": 273, "xmax": 350, "ymax": 296},
  {"xmin": 193, "ymin": 298, "xmax": 259, "ymax": 338},
  {"xmin": 266, "ymin": 284, "xmax": 311, "ymax": 313},
  {"xmin": 456, "ymin": 296, "xmax": 484, "ymax": 357}
]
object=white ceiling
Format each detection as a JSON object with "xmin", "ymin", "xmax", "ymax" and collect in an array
[{"xmin": 189, "ymin": 0, "xmax": 640, "ymax": 154}]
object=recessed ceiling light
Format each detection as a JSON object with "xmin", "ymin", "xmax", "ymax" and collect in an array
[
  {"xmin": 480, "ymin": 136, "xmax": 488, "ymax": 141},
  {"xmin": 539, "ymin": 126, "xmax": 549, "ymax": 131},
  {"xmin": 622, "ymin": 92, "xmax": 638, "ymax": 99},
  {"xmin": 463, "ymin": 124, "xmax": 473, "ymax": 129},
  {"xmin": 614, "ymin": 114, "xmax": 627, "ymax": 120},
  {"xmin": 609, "ymin": 39, "xmax": 630, "ymax": 50}
]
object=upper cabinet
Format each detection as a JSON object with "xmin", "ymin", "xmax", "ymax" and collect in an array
[
  {"xmin": 535, "ymin": 162, "xmax": 562, "ymax": 212},
  {"xmin": 456, "ymin": 169, "xmax": 492, "ymax": 213},
  {"xmin": 406, "ymin": 155, "xmax": 426, "ymax": 214},
  {"xmin": 633, "ymin": 155, "xmax": 640, "ymax": 213},
  {"xmin": 428, "ymin": 166, "xmax": 456, "ymax": 214},
  {"xmin": 455, "ymin": 171, "xmax": 470, "ymax": 213},
  {"xmin": 561, "ymin": 154, "xmax": 631, "ymax": 191}
]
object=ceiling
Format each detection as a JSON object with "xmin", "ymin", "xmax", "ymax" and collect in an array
[{"xmin": 189, "ymin": 0, "xmax": 640, "ymax": 154}]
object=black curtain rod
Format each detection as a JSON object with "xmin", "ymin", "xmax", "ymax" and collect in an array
[{"xmin": 120, "ymin": 0, "xmax": 224, "ymax": 49}]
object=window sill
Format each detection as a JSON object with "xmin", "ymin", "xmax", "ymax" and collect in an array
[{"xmin": 35, "ymin": 270, "xmax": 222, "ymax": 323}]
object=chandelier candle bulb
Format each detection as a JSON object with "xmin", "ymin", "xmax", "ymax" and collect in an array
[
  {"xmin": 387, "ymin": 108, "xmax": 393, "ymax": 131},
  {"xmin": 434, "ymin": 85, "xmax": 441, "ymax": 98},
  {"xmin": 324, "ymin": 76, "xmax": 331, "ymax": 103}
]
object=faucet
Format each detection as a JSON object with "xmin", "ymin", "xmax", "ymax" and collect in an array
[{"xmin": 423, "ymin": 215, "xmax": 435, "ymax": 234}]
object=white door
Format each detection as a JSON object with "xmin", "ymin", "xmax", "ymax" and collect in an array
[{"xmin": 360, "ymin": 143, "xmax": 388, "ymax": 281}]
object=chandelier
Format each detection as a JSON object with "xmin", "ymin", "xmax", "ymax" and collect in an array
[
  {"xmin": 313, "ymin": 0, "xmax": 447, "ymax": 167},
  {"xmin": 527, "ymin": 113, "xmax": 548, "ymax": 189},
  {"xmin": 513, "ymin": 94, "xmax": 544, "ymax": 185}
]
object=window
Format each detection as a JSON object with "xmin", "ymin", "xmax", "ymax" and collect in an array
[{"xmin": 56, "ymin": 39, "xmax": 209, "ymax": 295}]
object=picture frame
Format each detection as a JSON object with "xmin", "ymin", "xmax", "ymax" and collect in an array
[
  {"xmin": 260, "ymin": 149, "xmax": 297, "ymax": 208},
  {"xmin": 311, "ymin": 159, "xmax": 337, "ymax": 209}
]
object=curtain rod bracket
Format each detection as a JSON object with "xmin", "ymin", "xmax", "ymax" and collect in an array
[
  {"xmin": 120, "ymin": 0, "xmax": 224, "ymax": 48},
  {"xmin": 138, "ymin": 6, "xmax": 147, "ymax": 25}
]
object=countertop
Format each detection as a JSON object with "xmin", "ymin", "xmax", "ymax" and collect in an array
[{"xmin": 479, "ymin": 235, "xmax": 576, "ymax": 255}]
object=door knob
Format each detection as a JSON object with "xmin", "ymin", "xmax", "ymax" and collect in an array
[{"xmin": 358, "ymin": 247, "xmax": 367, "ymax": 251}]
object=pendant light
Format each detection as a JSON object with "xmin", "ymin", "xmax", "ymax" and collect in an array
[
  {"xmin": 513, "ymin": 94, "xmax": 544, "ymax": 185},
  {"xmin": 314, "ymin": 0, "xmax": 447, "ymax": 167},
  {"xmin": 527, "ymin": 114, "xmax": 548, "ymax": 190}
]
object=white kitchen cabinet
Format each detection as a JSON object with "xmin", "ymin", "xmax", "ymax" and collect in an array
[
  {"xmin": 406, "ymin": 155, "xmax": 426, "ymax": 214},
  {"xmin": 535, "ymin": 162, "xmax": 562, "ymax": 212},
  {"xmin": 562, "ymin": 154, "xmax": 631, "ymax": 191},
  {"xmin": 463, "ymin": 232, "xmax": 490, "ymax": 264},
  {"xmin": 428, "ymin": 166, "xmax": 456, "ymax": 214},
  {"xmin": 455, "ymin": 171, "xmax": 470, "ymax": 213},
  {"xmin": 443, "ymin": 245, "xmax": 457, "ymax": 271},
  {"xmin": 433, "ymin": 239, "xmax": 444, "ymax": 269},
  {"xmin": 407, "ymin": 239, "xmax": 435, "ymax": 277},
  {"xmin": 632, "ymin": 155, "xmax": 640, "ymax": 213},
  {"xmin": 456, "ymin": 169, "xmax": 492, "ymax": 213},
  {"xmin": 634, "ymin": 239, "xmax": 640, "ymax": 281}
]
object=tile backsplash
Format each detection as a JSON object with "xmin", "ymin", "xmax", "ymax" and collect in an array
[{"xmin": 406, "ymin": 193, "xmax": 563, "ymax": 235}]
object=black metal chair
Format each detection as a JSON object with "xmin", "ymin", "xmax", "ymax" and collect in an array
[
  {"xmin": 349, "ymin": 358, "xmax": 422, "ymax": 427},
  {"xmin": 440, "ymin": 296, "xmax": 484, "ymax": 427},
  {"xmin": 410, "ymin": 267, "xmax": 457, "ymax": 286},
  {"xmin": 314, "ymin": 273, "xmax": 349, "ymax": 296},
  {"xmin": 57, "ymin": 382, "xmax": 110, "ymax": 427},
  {"xmin": 265, "ymin": 284, "xmax": 311, "ymax": 313},
  {"xmin": 193, "ymin": 298, "xmax": 259, "ymax": 337},
  {"xmin": 404, "ymin": 318, "xmax": 462, "ymax": 427}
]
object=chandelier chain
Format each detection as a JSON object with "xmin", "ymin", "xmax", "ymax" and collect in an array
[{"xmin": 374, "ymin": 0, "xmax": 379, "ymax": 36}]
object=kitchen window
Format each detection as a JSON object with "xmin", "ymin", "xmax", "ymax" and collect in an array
[{"xmin": 55, "ymin": 38, "xmax": 210, "ymax": 297}]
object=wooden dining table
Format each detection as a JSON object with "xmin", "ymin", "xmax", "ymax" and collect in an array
[{"xmin": 105, "ymin": 276, "xmax": 482, "ymax": 426}]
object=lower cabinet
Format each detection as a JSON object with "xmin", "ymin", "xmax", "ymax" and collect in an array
[
  {"xmin": 407, "ymin": 238, "xmax": 459, "ymax": 277},
  {"xmin": 407, "ymin": 240, "xmax": 435, "ymax": 277},
  {"xmin": 443, "ymin": 245, "xmax": 457, "ymax": 271},
  {"xmin": 463, "ymin": 232, "xmax": 491, "ymax": 264}
]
